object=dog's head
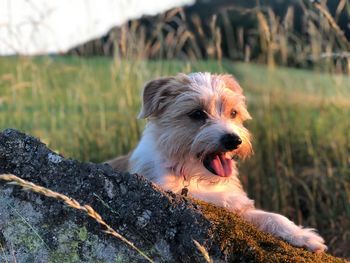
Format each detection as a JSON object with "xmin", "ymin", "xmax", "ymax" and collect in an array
[{"xmin": 139, "ymin": 72, "xmax": 252, "ymax": 179}]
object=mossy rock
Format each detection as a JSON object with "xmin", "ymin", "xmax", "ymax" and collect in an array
[{"xmin": 0, "ymin": 129, "xmax": 348, "ymax": 262}]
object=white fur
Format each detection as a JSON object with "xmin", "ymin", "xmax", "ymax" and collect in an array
[
  {"xmin": 127, "ymin": 72, "xmax": 327, "ymax": 252},
  {"xmin": 130, "ymin": 122, "xmax": 254, "ymax": 212}
]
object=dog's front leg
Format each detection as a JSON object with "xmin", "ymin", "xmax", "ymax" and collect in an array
[
  {"xmin": 189, "ymin": 190, "xmax": 255, "ymax": 213},
  {"xmin": 241, "ymin": 209, "xmax": 327, "ymax": 252}
]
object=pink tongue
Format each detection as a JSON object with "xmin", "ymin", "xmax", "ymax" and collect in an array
[{"xmin": 210, "ymin": 154, "xmax": 233, "ymax": 177}]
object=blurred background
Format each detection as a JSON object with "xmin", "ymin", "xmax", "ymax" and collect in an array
[{"xmin": 0, "ymin": 0, "xmax": 349, "ymax": 259}]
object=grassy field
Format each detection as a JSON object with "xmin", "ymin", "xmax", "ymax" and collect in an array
[{"xmin": 0, "ymin": 56, "xmax": 349, "ymax": 258}]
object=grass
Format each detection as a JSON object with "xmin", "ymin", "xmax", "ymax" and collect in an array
[{"xmin": 0, "ymin": 56, "xmax": 349, "ymax": 258}]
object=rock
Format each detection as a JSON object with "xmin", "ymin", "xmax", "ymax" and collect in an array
[{"xmin": 0, "ymin": 129, "xmax": 347, "ymax": 263}]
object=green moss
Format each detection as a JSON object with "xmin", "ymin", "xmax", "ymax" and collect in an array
[
  {"xmin": 6, "ymin": 219, "xmax": 44, "ymax": 253},
  {"xmin": 20, "ymin": 231, "xmax": 43, "ymax": 253},
  {"xmin": 114, "ymin": 254, "xmax": 127, "ymax": 263},
  {"xmin": 49, "ymin": 249, "xmax": 80, "ymax": 263},
  {"xmin": 77, "ymin": 226, "xmax": 88, "ymax": 242},
  {"xmin": 47, "ymin": 223, "xmax": 123, "ymax": 263},
  {"xmin": 48, "ymin": 224, "xmax": 81, "ymax": 263}
]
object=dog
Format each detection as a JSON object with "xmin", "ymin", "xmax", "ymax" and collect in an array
[{"xmin": 107, "ymin": 72, "xmax": 327, "ymax": 252}]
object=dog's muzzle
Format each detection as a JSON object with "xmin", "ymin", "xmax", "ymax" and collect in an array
[{"xmin": 201, "ymin": 133, "xmax": 241, "ymax": 177}]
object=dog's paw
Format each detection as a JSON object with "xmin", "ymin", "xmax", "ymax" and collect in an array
[
  {"xmin": 290, "ymin": 228, "xmax": 327, "ymax": 252},
  {"xmin": 242, "ymin": 210, "xmax": 327, "ymax": 253}
]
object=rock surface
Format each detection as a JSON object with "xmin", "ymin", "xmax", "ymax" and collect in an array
[{"xmin": 0, "ymin": 129, "xmax": 347, "ymax": 263}]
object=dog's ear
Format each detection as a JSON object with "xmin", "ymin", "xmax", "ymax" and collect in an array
[
  {"xmin": 220, "ymin": 74, "xmax": 252, "ymax": 120},
  {"xmin": 138, "ymin": 76, "xmax": 187, "ymax": 119},
  {"xmin": 220, "ymin": 74, "xmax": 243, "ymax": 94}
]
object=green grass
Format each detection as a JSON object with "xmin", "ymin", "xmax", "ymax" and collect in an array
[{"xmin": 0, "ymin": 56, "xmax": 349, "ymax": 258}]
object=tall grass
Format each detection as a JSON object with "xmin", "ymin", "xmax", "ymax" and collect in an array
[
  {"xmin": 233, "ymin": 63, "xmax": 350, "ymax": 257},
  {"xmin": 0, "ymin": 57, "xmax": 349, "ymax": 258},
  {"xmin": 71, "ymin": 2, "xmax": 350, "ymax": 74}
]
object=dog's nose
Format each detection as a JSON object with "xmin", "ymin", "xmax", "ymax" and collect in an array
[{"xmin": 220, "ymin": 133, "xmax": 242, "ymax": 151}]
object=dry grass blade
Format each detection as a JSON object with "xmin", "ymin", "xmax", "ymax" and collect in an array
[
  {"xmin": 312, "ymin": 2, "xmax": 350, "ymax": 50},
  {"xmin": 0, "ymin": 174, "xmax": 154, "ymax": 263},
  {"xmin": 0, "ymin": 243, "xmax": 8, "ymax": 263},
  {"xmin": 193, "ymin": 239, "xmax": 213, "ymax": 263}
]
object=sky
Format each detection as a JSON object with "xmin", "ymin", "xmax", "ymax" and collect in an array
[{"xmin": 0, "ymin": 0, "xmax": 194, "ymax": 55}]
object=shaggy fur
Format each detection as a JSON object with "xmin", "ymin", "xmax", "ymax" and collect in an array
[{"xmin": 107, "ymin": 72, "xmax": 327, "ymax": 252}]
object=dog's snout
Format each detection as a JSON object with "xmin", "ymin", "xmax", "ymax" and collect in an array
[{"xmin": 220, "ymin": 133, "xmax": 242, "ymax": 150}]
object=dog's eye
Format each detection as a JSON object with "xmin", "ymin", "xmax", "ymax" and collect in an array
[
  {"xmin": 230, "ymin": 110, "xmax": 238, "ymax": 119},
  {"xmin": 188, "ymin": 109, "xmax": 208, "ymax": 121}
]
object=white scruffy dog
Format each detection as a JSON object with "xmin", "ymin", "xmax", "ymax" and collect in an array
[{"xmin": 107, "ymin": 72, "xmax": 326, "ymax": 252}]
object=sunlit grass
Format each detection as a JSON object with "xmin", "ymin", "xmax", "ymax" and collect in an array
[{"xmin": 0, "ymin": 56, "xmax": 349, "ymax": 258}]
